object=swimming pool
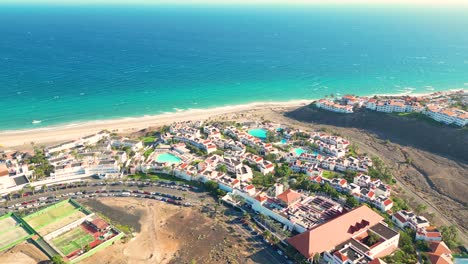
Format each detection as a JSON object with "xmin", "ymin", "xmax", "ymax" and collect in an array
[
  {"xmin": 248, "ymin": 128, "xmax": 267, "ymax": 139},
  {"xmin": 294, "ymin": 148, "xmax": 306, "ymax": 156},
  {"xmin": 281, "ymin": 138, "xmax": 288, "ymax": 144},
  {"xmin": 156, "ymin": 153, "xmax": 181, "ymax": 164}
]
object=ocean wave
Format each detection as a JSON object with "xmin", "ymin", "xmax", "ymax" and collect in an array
[{"xmin": 408, "ymin": 56, "xmax": 428, "ymax": 60}]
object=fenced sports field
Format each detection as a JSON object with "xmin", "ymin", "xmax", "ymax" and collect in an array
[
  {"xmin": 0, "ymin": 214, "xmax": 33, "ymax": 251},
  {"xmin": 23, "ymin": 200, "xmax": 88, "ymax": 235},
  {"xmin": 51, "ymin": 226, "xmax": 94, "ymax": 256}
]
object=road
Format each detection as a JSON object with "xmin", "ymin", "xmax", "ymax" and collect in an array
[
  {"xmin": 0, "ymin": 179, "xmax": 207, "ymax": 215},
  {"xmin": 0, "ymin": 178, "xmax": 288, "ymax": 264}
]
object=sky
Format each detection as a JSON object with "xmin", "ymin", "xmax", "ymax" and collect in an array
[{"xmin": 2, "ymin": 0, "xmax": 468, "ymax": 5}]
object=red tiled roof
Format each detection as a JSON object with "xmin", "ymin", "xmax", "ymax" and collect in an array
[
  {"xmin": 429, "ymin": 241, "xmax": 452, "ymax": 255},
  {"xmin": 277, "ymin": 189, "xmax": 301, "ymax": 204},
  {"xmin": 428, "ymin": 253, "xmax": 452, "ymax": 264},
  {"xmin": 91, "ymin": 218, "xmax": 109, "ymax": 230},
  {"xmin": 393, "ymin": 212, "xmax": 407, "ymax": 224},
  {"xmin": 255, "ymin": 195, "xmax": 267, "ymax": 202},
  {"xmin": 383, "ymin": 199, "xmax": 393, "ymax": 206},
  {"xmin": 369, "ymin": 259, "xmax": 387, "ymax": 264},
  {"xmin": 426, "ymin": 232, "xmax": 442, "ymax": 238},
  {"xmin": 334, "ymin": 251, "xmax": 348, "ymax": 261},
  {"xmin": 287, "ymin": 206, "xmax": 384, "ymax": 259}
]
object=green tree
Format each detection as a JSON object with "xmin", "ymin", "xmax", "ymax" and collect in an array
[
  {"xmin": 415, "ymin": 204, "xmax": 427, "ymax": 214},
  {"xmin": 346, "ymin": 195, "xmax": 359, "ymax": 208},
  {"xmin": 27, "ymin": 146, "xmax": 54, "ymax": 180},
  {"xmin": 275, "ymin": 164, "xmax": 292, "ymax": 178},
  {"xmin": 367, "ymin": 232, "xmax": 381, "ymax": 245},
  {"xmin": 51, "ymin": 255, "xmax": 66, "ymax": 264},
  {"xmin": 41, "ymin": 185, "xmax": 47, "ymax": 194},
  {"xmin": 204, "ymin": 180, "xmax": 219, "ymax": 195},
  {"xmin": 440, "ymin": 225, "xmax": 460, "ymax": 249},
  {"xmin": 217, "ymin": 164, "xmax": 228, "ymax": 173}
]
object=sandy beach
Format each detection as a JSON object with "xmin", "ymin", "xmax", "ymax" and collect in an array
[
  {"xmin": 1, "ymin": 89, "xmax": 462, "ymax": 149},
  {"xmin": 0, "ymin": 100, "xmax": 311, "ymax": 148}
]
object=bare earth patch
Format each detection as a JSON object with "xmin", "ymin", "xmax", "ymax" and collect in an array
[
  {"xmin": 80, "ymin": 198, "xmax": 260, "ymax": 264},
  {"xmin": 0, "ymin": 242, "xmax": 49, "ymax": 264}
]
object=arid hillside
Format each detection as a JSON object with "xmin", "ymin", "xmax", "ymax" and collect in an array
[
  {"xmin": 286, "ymin": 105, "xmax": 468, "ymax": 163},
  {"xmin": 282, "ymin": 105, "xmax": 467, "ymax": 243}
]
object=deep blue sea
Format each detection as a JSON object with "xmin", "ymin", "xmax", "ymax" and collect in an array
[{"xmin": 1, "ymin": 5, "xmax": 468, "ymax": 130}]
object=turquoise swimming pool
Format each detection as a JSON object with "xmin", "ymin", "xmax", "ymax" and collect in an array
[
  {"xmin": 249, "ymin": 128, "xmax": 267, "ymax": 139},
  {"xmin": 281, "ymin": 138, "xmax": 288, "ymax": 144},
  {"xmin": 156, "ymin": 153, "xmax": 181, "ymax": 164},
  {"xmin": 294, "ymin": 148, "xmax": 306, "ymax": 156},
  {"xmin": 294, "ymin": 148, "xmax": 319, "ymax": 156}
]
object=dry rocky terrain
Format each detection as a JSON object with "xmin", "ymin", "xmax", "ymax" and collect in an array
[
  {"xmin": 282, "ymin": 105, "xmax": 468, "ymax": 244},
  {"xmin": 0, "ymin": 243, "xmax": 49, "ymax": 264},
  {"xmin": 80, "ymin": 197, "xmax": 268, "ymax": 264}
]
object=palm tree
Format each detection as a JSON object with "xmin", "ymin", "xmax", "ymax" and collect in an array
[
  {"xmin": 312, "ymin": 253, "xmax": 320, "ymax": 264},
  {"xmin": 171, "ymin": 164, "xmax": 176, "ymax": 177},
  {"xmin": 242, "ymin": 212, "xmax": 250, "ymax": 222},
  {"xmin": 18, "ymin": 189, "xmax": 25, "ymax": 198},
  {"xmin": 41, "ymin": 185, "xmax": 47, "ymax": 194},
  {"xmin": 29, "ymin": 185, "xmax": 35, "ymax": 196},
  {"xmin": 271, "ymin": 236, "xmax": 280, "ymax": 245},
  {"xmin": 182, "ymin": 193, "xmax": 187, "ymax": 200}
]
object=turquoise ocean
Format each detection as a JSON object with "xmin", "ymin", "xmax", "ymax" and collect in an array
[{"xmin": 1, "ymin": 5, "xmax": 468, "ymax": 130}]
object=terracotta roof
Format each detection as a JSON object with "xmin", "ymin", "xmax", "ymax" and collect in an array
[
  {"xmin": 0, "ymin": 164, "xmax": 8, "ymax": 177},
  {"xmin": 245, "ymin": 185, "xmax": 255, "ymax": 190},
  {"xmin": 428, "ymin": 253, "xmax": 453, "ymax": 264},
  {"xmin": 426, "ymin": 231, "xmax": 442, "ymax": 238},
  {"xmin": 91, "ymin": 218, "xmax": 109, "ymax": 230},
  {"xmin": 429, "ymin": 241, "xmax": 452, "ymax": 255},
  {"xmin": 393, "ymin": 212, "xmax": 407, "ymax": 223},
  {"xmin": 369, "ymin": 259, "xmax": 387, "ymax": 264},
  {"xmin": 334, "ymin": 251, "xmax": 348, "ymax": 261},
  {"xmin": 255, "ymin": 195, "xmax": 267, "ymax": 202},
  {"xmin": 383, "ymin": 199, "xmax": 393, "ymax": 206},
  {"xmin": 277, "ymin": 189, "xmax": 301, "ymax": 204},
  {"xmin": 287, "ymin": 206, "xmax": 384, "ymax": 259}
]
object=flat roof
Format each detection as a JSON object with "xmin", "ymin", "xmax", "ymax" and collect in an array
[{"xmin": 370, "ymin": 223, "xmax": 399, "ymax": 240}]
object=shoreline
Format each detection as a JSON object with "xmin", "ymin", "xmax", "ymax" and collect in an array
[
  {"xmin": 0, "ymin": 89, "xmax": 464, "ymax": 148},
  {"xmin": 0, "ymin": 99, "xmax": 311, "ymax": 148}
]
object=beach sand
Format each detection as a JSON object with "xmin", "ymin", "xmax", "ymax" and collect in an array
[
  {"xmin": 1, "ymin": 89, "xmax": 462, "ymax": 149},
  {"xmin": 0, "ymin": 100, "xmax": 310, "ymax": 148}
]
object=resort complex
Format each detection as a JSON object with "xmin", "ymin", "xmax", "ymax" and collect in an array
[
  {"xmin": 314, "ymin": 90, "xmax": 468, "ymax": 127},
  {"xmin": 0, "ymin": 116, "xmax": 461, "ymax": 264}
]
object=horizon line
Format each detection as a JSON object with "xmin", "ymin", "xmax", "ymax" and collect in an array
[{"xmin": 2, "ymin": 0, "xmax": 468, "ymax": 6}]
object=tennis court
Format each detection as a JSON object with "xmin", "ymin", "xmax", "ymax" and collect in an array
[
  {"xmin": 23, "ymin": 201, "xmax": 87, "ymax": 235},
  {"xmin": 0, "ymin": 215, "xmax": 30, "ymax": 251},
  {"xmin": 51, "ymin": 226, "xmax": 95, "ymax": 256}
]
